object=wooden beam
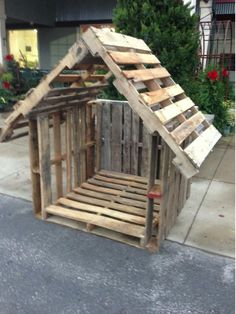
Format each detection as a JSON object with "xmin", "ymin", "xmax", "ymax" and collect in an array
[{"xmin": 37, "ymin": 114, "xmax": 52, "ymax": 219}]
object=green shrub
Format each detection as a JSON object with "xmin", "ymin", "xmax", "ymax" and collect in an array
[{"xmin": 190, "ymin": 66, "xmax": 234, "ymax": 133}]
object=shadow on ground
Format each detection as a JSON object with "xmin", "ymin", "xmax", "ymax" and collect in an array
[{"xmin": 0, "ymin": 193, "xmax": 234, "ymax": 314}]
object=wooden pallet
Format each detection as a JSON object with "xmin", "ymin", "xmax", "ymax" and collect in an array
[
  {"xmin": 45, "ymin": 170, "xmax": 160, "ymax": 248},
  {"xmin": 82, "ymin": 27, "xmax": 221, "ymax": 178},
  {"xmin": 0, "ymin": 41, "xmax": 108, "ymax": 142},
  {"xmin": 1, "ymin": 27, "xmax": 221, "ymax": 178}
]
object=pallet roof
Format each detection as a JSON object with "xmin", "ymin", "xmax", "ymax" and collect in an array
[{"xmin": 0, "ymin": 27, "xmax": 221, "ymax": 178}]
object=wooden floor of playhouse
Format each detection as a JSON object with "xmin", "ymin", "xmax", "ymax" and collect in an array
[{"xmin": 45, "ymin": 170, "xmax": 161, "ymax": 248}]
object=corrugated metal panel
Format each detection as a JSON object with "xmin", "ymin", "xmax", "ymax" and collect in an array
[
  {"xmin": 6, "ymin": 0, "xmax": 56, "ymax": 26},
  {"xmin": 215, "ymin": 3, "xmax": 235, "ymax": 14},
  {"xmin": 56, "ymin": 0, "xmax": 117, "ymax": 22}
]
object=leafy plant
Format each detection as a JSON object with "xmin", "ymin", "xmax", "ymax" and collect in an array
[
  {"xmin": 113, "ymin": 0, "xmax": 200, "ymax": 87},
  {"xmin": 0, "ymin": 54, "xmax": 45, "ymax": 110},
  {"xmin": 102, "ymin": 0, "xmax": 200, "ymax": 99},
  {"xmin": 190, "ymin": 66, "xmax": 234, "ymax": 133}
]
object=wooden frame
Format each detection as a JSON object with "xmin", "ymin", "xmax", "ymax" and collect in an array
[
  {"xmin": 28, "ymin": 100, "xmax": 191, "ymax": 251},
  {"xmin": 1, "ymin": 27, "xmax": 221, "ymax": 251}
]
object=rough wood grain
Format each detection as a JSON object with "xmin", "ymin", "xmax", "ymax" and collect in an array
[
  {"xmin": 184, "ymin": 125, "xmax": 222, "ymax": 167},
  {"xmin": 171, "ymin": 112, "xmax": 205, "ymax": 145},
  {"xmin": 46, "ymin": 204, "xmax": 145, "ymax": 238},
  {"xmin": 122, "ymin": 67, "xmax": 170, "ymax": 82},
  {"xmin": 37, "ymin": 114, "xmax": 52, "ymax": 219},
  {"xmin": 108, "ymin": 50, "xmax": 159, "ymax": 64},
  {"xmin": 140, "ymin": 85, "xmax": 184, "ymax": 106}
]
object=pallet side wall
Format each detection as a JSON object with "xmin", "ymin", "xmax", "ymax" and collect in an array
[{"xmin": 29, "ymin": 100, "xmax": 191, "ymax": 245}]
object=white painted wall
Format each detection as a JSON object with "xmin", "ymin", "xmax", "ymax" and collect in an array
[{"xmin": 0, "ymin": 0, "xmax": 7, "ymax": 65}]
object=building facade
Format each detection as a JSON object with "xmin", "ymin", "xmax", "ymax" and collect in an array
[
  {"xmin": 1, "ymin": 0, "xmax": 116, "ymax": 68},
  {"xmin": 0, "ymin": 0, "xmax": 235, "ymax": 76}
]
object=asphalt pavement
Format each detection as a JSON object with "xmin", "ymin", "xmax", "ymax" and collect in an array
[{"xmin": 0, "ymin": 193, "xmax": 234, "ymax": 314}]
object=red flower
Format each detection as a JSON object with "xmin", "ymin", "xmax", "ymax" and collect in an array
[
  {"xmin": 2, "ymin": 81, "xmax": 11, "ymax": 89},
  {"xmin": 207, "ymin": 70, "xmax": 218, "ymax": 81},
  {"xmin": 222, "ymin": 68, "xmax": 229, "ymax": 78},
  {"xmin": 4, "ymin": 54, "xmax": 14, "ymax": 62}
]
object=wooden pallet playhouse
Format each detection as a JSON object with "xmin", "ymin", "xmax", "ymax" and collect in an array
[{"xmin": 0, "ymin": 27, "xmax": 221, "ymax": 251}]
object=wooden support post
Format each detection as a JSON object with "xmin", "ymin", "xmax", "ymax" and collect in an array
[
  {"xmin": 95, "ymin": 103, "xmax": 102, "ymax": 172},
  {"xmin": 37, "ymin": 114, "xmax": 52, "ymax": 219},
  {"xmin": 28, "ymin": 119, "xmax": 41, "ymax": 216},
  {"xmin": 79, "ymin": 104, "xmax": 87, "ymax": 183},
  {"xmin": 157, "ymin": 142, "xmax": 170, "ymax": 247},
  {"xmin": 142, "ymin": 135, "xmax": 158, "ymax": 246},
  {"xmin": 53, "ymin": 113, "xmax": 63, "ymax": 198},
  {"xmin": 66, "ymin": 110, "xmax": 72, "ymax": 193},
  {"xmin": 73, "ymin": 106, "xmax": 80, "ymax": 187},
  {"xmin": 86, "ymin": 103, "xmax": 95, "ymax": 178}
]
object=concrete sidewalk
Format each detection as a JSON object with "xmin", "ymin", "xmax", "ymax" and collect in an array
[
  {"xmin": 168, "ymin": 135, "xmax": 235, "ymax": 258},
  {"xmin": 0, "ymin": 113, "xmax": 234, "ymax": 258}
]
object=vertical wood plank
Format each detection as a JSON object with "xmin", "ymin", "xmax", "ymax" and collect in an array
[
  {"xmin": 123, "ymin": 104, "xmax": 132, "ymax": 174},
  {"xmin": 101, "ymin": 102, "xmax": 111, "ymax": 170},
  {"xmin": 79, "ymin": 104, "xmax": 87, "ymax": 183},
  {"xmin": 165, "ymin": 151, "xmax": 176, "ymax": 235},
  {"xmin": 29, "ymin": 119, "xmax": 41, "ymax": 216},
  {"xmin": 143, "ymin": 135, "xmax": 158, "ymax": 246},
  {"xmin": 96, "ymin": 103, "xmax": 102, "ymax": 172},
  {"xmin": 53, "ymin": 112, "xmax": 63, "ymax": 198},
  {"xmin": 86, "ymin": 104, "xmax": 95, "ymax": 178},
  {"xmin": 66, "ymin": 110, "xmax": 72, "ymax": 193},
  {"xmin": 72, "ymin": 106, "xmax": 80, "ymax": 187},
  {"xmin": 141, "ymin": 123, "xmax": 150, "ymax": 177},
  {"xmin": 172, "ymin": 168, "xmax": 181, "ymax": 227},
  {"xmin": 131, "ymin": 111, "xmax": 139, "ymax": 175},
  {"xmin": 111, "ymin": 102, "xmax": 122, "ymax": 172},
  {"xmin": 37, "ymin": 114, "xmax": 51, "ymax": 219},
  {"xmin": 157, "ymin": 142, "xmax": 170, "ymax": 246}
]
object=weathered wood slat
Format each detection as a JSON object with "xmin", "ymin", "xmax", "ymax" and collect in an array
[
  {"xmin": 171, "ymin": 112, "xmax": 205, "ymax": 145},
  {"xmin": 46, "ymin": 204, "xmax": 145, "ymax": 238},
  {"xmin": 184, "ymin": 125, "xmax": 222, "ymax": 168},
  {"xmin": 155, "ymin": 98, "xmax": 195, "ymax": 124},
  {"xmin": 123, "ymin": 104, "xmax": 132, "ymax": 173},
  {"xmin": 79, "ymin": 105, "xmax": 87, "ymax": 183},
  {"xmin": 54, "ymin": 74, "xmax": 105, "ymax": 83},
  {"xmin": 66, "ymin": 111, "xmax": 72, "ymax": 192},
  {"xmin": 53, "ymin": 113, "xmax": 63, "ymax": 198},
  {"xmin": 96, "ymin": 104, "xmax": 102, "ymax": 172},
  {"xmin": 46, "ymin": 84, "xmax": 108, "ymax": 97},
  {"xmin": 122, "ymin": 67, "xmax": 170, "ymax": 82},
  {"xmin": 72, "ymin": 107, "xmax": 80, "ymax": 186},
  {"xmin": 131, "ymin": 112, "xmax": 139, "ymax": 175},
  {"xmin": 57, "ymin": 197, "xmax": 146, "ymax": 225},
  {"xmin": 37, "ymin": 115, "xmax": 51, "ymax": 219},
  {"xmin": 88, "ymin": 178, "xmax": 148, "ymax": 196},
  {"xmin": 28, "ymin": 120, "xmax": 41, "ymax": 215},
  {"xmin": 67, "ymin": 192, "xmax": 148, "ymax": 217},
  {"xmin": 108, "ymin": 51, "xmax": 159, "ymax": 64},
  {"xmin": 81, "ymin": 182, "xmax": 121, "ymax": 196},
  {"xmin": 101, "ymin": 102, "xmax": 111, "ymax": 170},
  {"xmin": 93, "ymin": 174, "xmax": 147, "ymax": 189},
  {"xmin": 141, "ymin": 124, "xmax": 150, "ymax": 177},
  {"xmin": 88, "ymin": 26, "xmax": 151, "ymax": 53},
  {"xmin": 140, "ymin": 84, "xmax": 184, "ymax": 106},
  {"xmin": 88, "ymin": 177, "xmax": 127, "ymax": 191},
  {"xmin": 111, "ymin": 103, "xmax": 122, "ymax": 172},
  {"xmin": 99, "ymin": 169, "xmax": 148, "ymax": 184}
]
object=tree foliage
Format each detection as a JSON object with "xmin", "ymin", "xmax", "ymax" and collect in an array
[{"xmin": 113, "ymin": 0, "xmax": 200, "ymax": 88}]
